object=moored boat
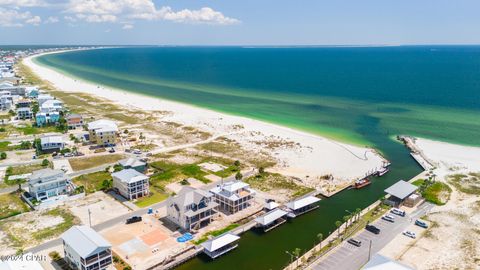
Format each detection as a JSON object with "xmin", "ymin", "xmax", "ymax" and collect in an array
[
  {"xmin": 376, "ymin": 167, "xmax": 389, "ymax": 176},
  {"xmin": 353, "ymin": 178, "xmax": 371, "ymax": 189}
]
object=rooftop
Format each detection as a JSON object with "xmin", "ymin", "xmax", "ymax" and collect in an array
[
  {"xmin": 201, "ymin": 233, "xmax": 240, "ymax": 252},
  {"xmin": 384, "ymin": 180, "xmax": 418, "ymax": 200},
  {"xmin": 88, "ymin": 119, "xmax": 118, "ymax": 133},
  {"xmin": 119, "ymin": 157, "xmax": 146, "ymax": 168},
  {"xmin": 362, "ymin": 254, "xmax": 414, "ymax": 270},
  {"xmin": 285, "ymin": 196, "xmax": 321, "ymax": 211},
  {"xmin": 255, "ymin": 208, "xmax": 288, "ymax": 226},
  {"xmin": 0, "ymin": 253, "xmax": 45, "ymax": 270},
  {"xmin": 40, "ymin": 135, "xmax": 63, "ymax": 145},
  {"xmin": 111, "ymin": 169, "xmax": 148, "ymax": 184},
  {"xmin": 61, "ymin": 225, "xmax": 111, "ymax": 258}
]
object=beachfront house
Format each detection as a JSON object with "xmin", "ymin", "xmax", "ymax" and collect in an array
[
  {"xmin": 118, "ymin": 157, "xmax": 147, "ymax": 173},
  {"xmin": 0, "ymin": 81, "xmax": 25, "ymax": 96},
  {"xmin": 16, "ymin": 98, "xmax": 32, "ymax": 108},
  {"xmin": 87, "ymin": 119, "xmax": 118, "ymax": 146},
  {"xmin": 16, "ymin": 107, "xmax": 33, "ymax": 119},
  {"xmin": 40, "ymin": 135, "xmax": 64, "ymax": 152},
  {"xmin": 66, "ymin": 114, "xmax": 83, "ymax": 129},
  {"xmin": 28, "ymin": 168, "xmax": 69, "ymax": 201},
  {"xmin": 61, "ymin": 225, "xmax": 112, "ymax": 270},
  {"xmin": 37, "ymin": 94, "xmax": 54, "ymax": 106},
  {"xmin": 167, "ymin": 186, "xmax": 218, "ymax": 232},
  {"xmin": 209, "ymin": 181, "xmax": 256, "ymax": 215},
  {"xmin": 40, "ymin": 99, "xmax": 63, "ymax": 113},
  {"xmin": 25, "ymin": 86, "xmax": 39, "ymax": 98},
  {"xmin": 36, "ymin": 112, "xmax": 60, "ymax": 126},
  {"xmin": 384, "ymin": 180, "xmax": 419, "ymax": 207},
  {"xmin": 111, "ymin": 169, "xmax": 150, "ymax": 200}
]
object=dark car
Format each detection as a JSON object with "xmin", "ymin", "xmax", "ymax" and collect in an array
[
  {"xmin": 126, "ymin": 216, "xmax": 142, "ymax": 224},
  {"xmin": 347, "ymin": 238, "xmax": 362, "ymax": 247},
  {"xmin": 366, "ymin": 224, "xmax": 381, "ymax": 234}
]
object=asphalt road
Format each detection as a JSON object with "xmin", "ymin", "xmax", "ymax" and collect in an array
[{"xmin": 309, "ymin": 202, "xmax": 434, "ymax": 270}]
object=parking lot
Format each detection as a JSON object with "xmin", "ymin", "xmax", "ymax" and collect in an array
[{"xmin": 309, "ymin": 202, "xmax": 434, "ymax": 270}]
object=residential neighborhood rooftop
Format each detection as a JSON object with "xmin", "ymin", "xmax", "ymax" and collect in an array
[
  {"xmin": 111, "ymin": 169, "xmax": 148, "ymax": 184},
  {"xmin": 61, "ymin": 225, "xmax": 111, "ymax": 258}
]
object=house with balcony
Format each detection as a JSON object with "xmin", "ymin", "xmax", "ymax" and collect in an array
[
  {"xmin": 28, "ymin": 168, "xmax": 69, "ymax": 201},
  {"xmin": 167, "ymin": 187, "xmax": 218, "ymax": 232},
  {"xmin": 36, "ymin": 112, "xmax": 60, "ymax": 126},
  {"xmin": 118, "ymin": 157, "xmax": 147, "ymax": 173},
  {"xmin": 16, "ymin": 107, "xmax": 33, "ymax": 119},
  {"xmin": 66, "ymin": 114, "xmax": 83, "ymax": 129},
  {"xmin": 61, "ymin": 225, "xmax": 112, "ymax": 270},
  {"xmin": 87, "ymin": 119, "xmax": 118, "ymax": 146},
  {"xmin": 40, "ymin": 99, "xmax": 63, "ymax": 113},
  {"xmin": 111, "ymin": 169, "xmax": 149, "ymax": 200},
  {"xmin": 37, "ymin": 94, "xmax": 54, "ymax": 106},
  {"xmin": 209, "ymin": 181, "xmax": 256, "ymax": 215},
  {"xmin": 40, "ymin": 135, "xmax": 64, "ymax": 153}
]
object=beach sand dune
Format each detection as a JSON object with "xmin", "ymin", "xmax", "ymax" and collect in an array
[{"xmin": 24, "ymin": 51, "xmax": 385, "ymax": 193}]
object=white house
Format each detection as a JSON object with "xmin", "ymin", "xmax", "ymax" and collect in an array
[
  {"xmin": 210, "ymin": 181, "xmax": 256, "ymax": 214},
  {"xmin": 28, "ymin": 168, "xmax": 69, "ymax": 201},
  {"xmin": 40, "ymin": 135, "xmax": 64, "ymax": 152},
  {"xmin": 87, "ymin": 119, "xmax": 118, "ymax": 146},
  {"xmin": 37, "ymin": 94, "xmax": 54, "ymax": 106},
  {"xmin": 40, "ymin": 99, "xmax": 63, "ymax": 113},
  {"xmin": 61, "ymin": 226, "xmax": 112, "ymax": 270},
  {"xmin": 111, "ymin": 169, "xmax": 150, "ymax": 200}
]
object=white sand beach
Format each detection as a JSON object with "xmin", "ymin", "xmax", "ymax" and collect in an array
[{"xmin": 24, "ymin": 51, "xmax": 385, "ymax": 192}]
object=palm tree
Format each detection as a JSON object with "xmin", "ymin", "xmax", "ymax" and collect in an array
[
  {"xmin": 317, "ymin": 233, "xmax": 323, "ymax": 251},
  {"xmin": 355, "ymin": 208, "xmax": 362, "ymax": 222},
  {"xmin": 335, "ymin": 220, "xmax": 342, "ymax": 237},
  {"xmin": 343, "ymin": 215, "xmax": 349, "ymax": 231},
  {"xmin": 292, "ymin": 248, "xmax": 301, "ymax": 268}
]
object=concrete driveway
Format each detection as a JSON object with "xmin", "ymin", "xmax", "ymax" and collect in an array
[{"xmin": 308, "ymin": 202, "xmax": 434, "ymax": 270}]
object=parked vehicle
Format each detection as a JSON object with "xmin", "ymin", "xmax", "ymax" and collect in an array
[
  {"xmin": 109, "ymin": 148, "xmax": 115, "ymax": 153},
  {"xmin": 125, "ymin": 148, "xmax": 131, "ymax": 153},
  {"xmin": 133, "ymin": 149, "xmax": 142, "ymax": 154},
  {"xmin": 64, "ymin": 153, "xmax": 74, "ymax": 157},
  {"xmin": 391, "ymin": 208, "xmax": 406, "ymax": 217},
  {"xmin": 382, "ymin": 214, "xmax": 395, "ymax": 223},
  {"xmin": 146, "ymin": 152, "xmax": 152, "ymax": 157},
  {"xmin": 366, "ymin": 224, "xmax": 381, "ymax": 234},
  {"xmin": 403, "ymin": 230, "xmax": 416, "ymax": 238},
  {"xmin": 347, "ymin": 238, "xmax": 362, "ymax": 247},
  {"xmin": 126, "ymin": 216, "xmax": 142, "ymax": 224},
  {"xmin": 415, "ymin": 219, "xmax": 428, "ymax": 228}
]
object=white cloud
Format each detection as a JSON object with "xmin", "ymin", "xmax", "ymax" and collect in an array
[
  {"xmin": 0, "ymin": 7, "xmax": 41, "ymax": 27},
  {"xmin": 44, "ymin": 16, "xmax": 59, "ymax": 24},
  {"xmin": 0, "ymin": 0, "xmax": 47, "ymax": 7},
  {"xmin": 122, "ymin": 24, "xmax": 133, "ymax": 30},
  {"xmin": 65, "ymin": 0, "xmax": 240, "ymax": 25}
]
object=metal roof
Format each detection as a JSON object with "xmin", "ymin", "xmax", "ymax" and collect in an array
[
  {"xmin": 201, "ymin": 233, "xmax": 240, "ymax": 252},
  {"xmin": 112, "ymin": 169, "xmax": 148, "ymax": 184},
  {"xmin": 286, "ymin": 196, "xmax": 321, "ymax": 211},
  {"xmin": 61, "ymin": 226, "xmax": 111, "ymax": 258},
  {"xmin": 40, "ymin": 135, "xmax": 63, "ymax": 145},
  {"xmin": 255, "ymin": 208, "xmax": 288, "ymax": 226},
  {"xmin": 264, "ymin": 201, "xmax": 280, "ymax": 210},
  {"xmin": 362, "ymin": 254, "xmax": 414, "ymax": 270},
  {"xmin": 384, "ymin": 180, "xmax": 418, "ymax": 200},
  {"xmin": 88, "ymin": 119, "xmax": 118, "ymax": 133}
]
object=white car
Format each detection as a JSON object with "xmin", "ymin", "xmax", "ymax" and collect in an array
[
  {"xmin": 403, "ymin": 230, "xmax": 416, "ymax": 239},
  {"xmin": 382, "ymin": 214, "xmax": 395, "ymax": 222},
  {"xmin": 391, "ymin": 208, "xmax": 406, "ymax": 217}
]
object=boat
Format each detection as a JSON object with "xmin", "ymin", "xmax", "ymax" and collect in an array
[
  {"xmin": 376, "ymin": 167, "xmax": 389, "ymax": 176},
  {"xmin": 353, "ymin": 178, "xmax": 371, "ymax": 189}
]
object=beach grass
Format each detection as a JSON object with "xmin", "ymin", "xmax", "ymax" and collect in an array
[
  {"xmin": 0, "ymin": 192, "xmax": 30, "ymax": 220},
  {"xmin": 72, "ymin": 171, "xmax": 112, "ymax": 194},
  {"xmin": 148, "ymin": 160, "xmax": 211, "ymax": 189},
  {"xmin": 68, "ymin": 154, "xmax": 124, "ymax": 171},
  {"xmin": 193, "ymin": 223, "xmax": 240, "ymax": 245},
  {"xmin": 32, "ymin": 207, "xmax": 79, "ymax": 241},
  {"xmin": 245, "ymin": 172, "xmax": 314, "ymax": 198},
  {"xmin": 447, "ymin": 173, "xmax": 480, "ymax": 195},
  {"xmin": 413, "ymin": 179, "xmax": 452, "ymax": 205},
  {"xmin": 134, "ymin": 188, "xmax": 169, "ymax": 208}
]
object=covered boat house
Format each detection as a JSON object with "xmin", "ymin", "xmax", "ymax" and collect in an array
[
  {"xmin": 384, "ymin": 180, "xmax": 419, "ymax": 207},
  {"xmin": 285, "ymin": 195, "xmax": 321, "ymax": 217},
  {"xmin": 201, "ymin": 233, "xmax": 240, "ymax": 259},
  {"xmin": 254, "ymin": 208, "xmax": 289, "ymax": 232}
]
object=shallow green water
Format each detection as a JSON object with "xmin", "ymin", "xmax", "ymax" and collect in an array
[{"xmin": 35, "ymin": 46, "xmax": 480, "ymax": 269}]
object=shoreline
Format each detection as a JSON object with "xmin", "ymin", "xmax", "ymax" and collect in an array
[{"xmin": 25, "ymin": 50, "xmax": 387, "ymax": 187}]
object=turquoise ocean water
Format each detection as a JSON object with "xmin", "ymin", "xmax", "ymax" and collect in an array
[{"xmin": 35, "ymin": 46, "xmax": 480, "ymax": 270}]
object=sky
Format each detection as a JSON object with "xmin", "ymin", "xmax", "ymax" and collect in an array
[{"xmin": 1, "ymin": 0, "xmax": 480, "ymax": 45}]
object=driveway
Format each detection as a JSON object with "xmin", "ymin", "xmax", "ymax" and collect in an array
[{"xmin": 308, "ymin": 202, "xmax": 434, "ymax": 270}]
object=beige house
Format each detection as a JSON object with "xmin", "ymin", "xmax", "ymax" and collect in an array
[{"xmin": 87, "ymin": 119, "xmax": 118, "ymax": 146}]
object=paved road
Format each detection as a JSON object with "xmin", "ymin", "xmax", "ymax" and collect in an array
[{"xmin": 309, "ymin": 202, "xmax": 434, "ymax": 270}]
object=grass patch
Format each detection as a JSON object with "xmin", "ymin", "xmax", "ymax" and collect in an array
[
  {"xmin": 104, "ymin": 112, "xmax": 139, "ymax": 125},
  {"xmin": 32, "ymin": 207, "xmax": 79, "ymax": 241},
  {"xmin": 0, "ymin": 192, "xmax": 30, "ymax": 220},
  {"xmin": 134, "ymin": 144, "xmax": 156, "ymax": 152},
  {"xmin": 134, "ymin": 188, "xmax": 169, "ymax": 208},
  {"xmin": 16, "ymin": 125, "xmax": 59, "ymax": 135},
  {"xmin": 148, "ymin": 161, "xmax": 211, "ymax": 189},
  {"xmin": 213, "ymin": 165, "xmax": 240, "ymax": 178},
  {"xmin": 413, "ymin": 179, "xmax": 451, "ymax": 205},
  {"xmin": 245, "ymin": 172, "xmax": 314, "ymax": 198},
  {"xmin": 69, "ymin": 154, "xmax": 124, "ymax": 171},
  {"xmin": 193, "ymin": 224, "xmax": 240, "ymax": 245},
  {"xmin": 72, "ymin": 171, "xmax": 112, "ymax": 194},
  {"xmin": 448, "ymin": 173, "xmax": 480, "ymax": 195}
]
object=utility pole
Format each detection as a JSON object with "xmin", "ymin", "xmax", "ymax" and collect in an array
[
  {"xmin": 368, "ymin": 240, "xmax": 372, "ymax": 261},
  {"xmin": 88, "ymin": 208, "xmax": 92, "ymax": 227}
]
